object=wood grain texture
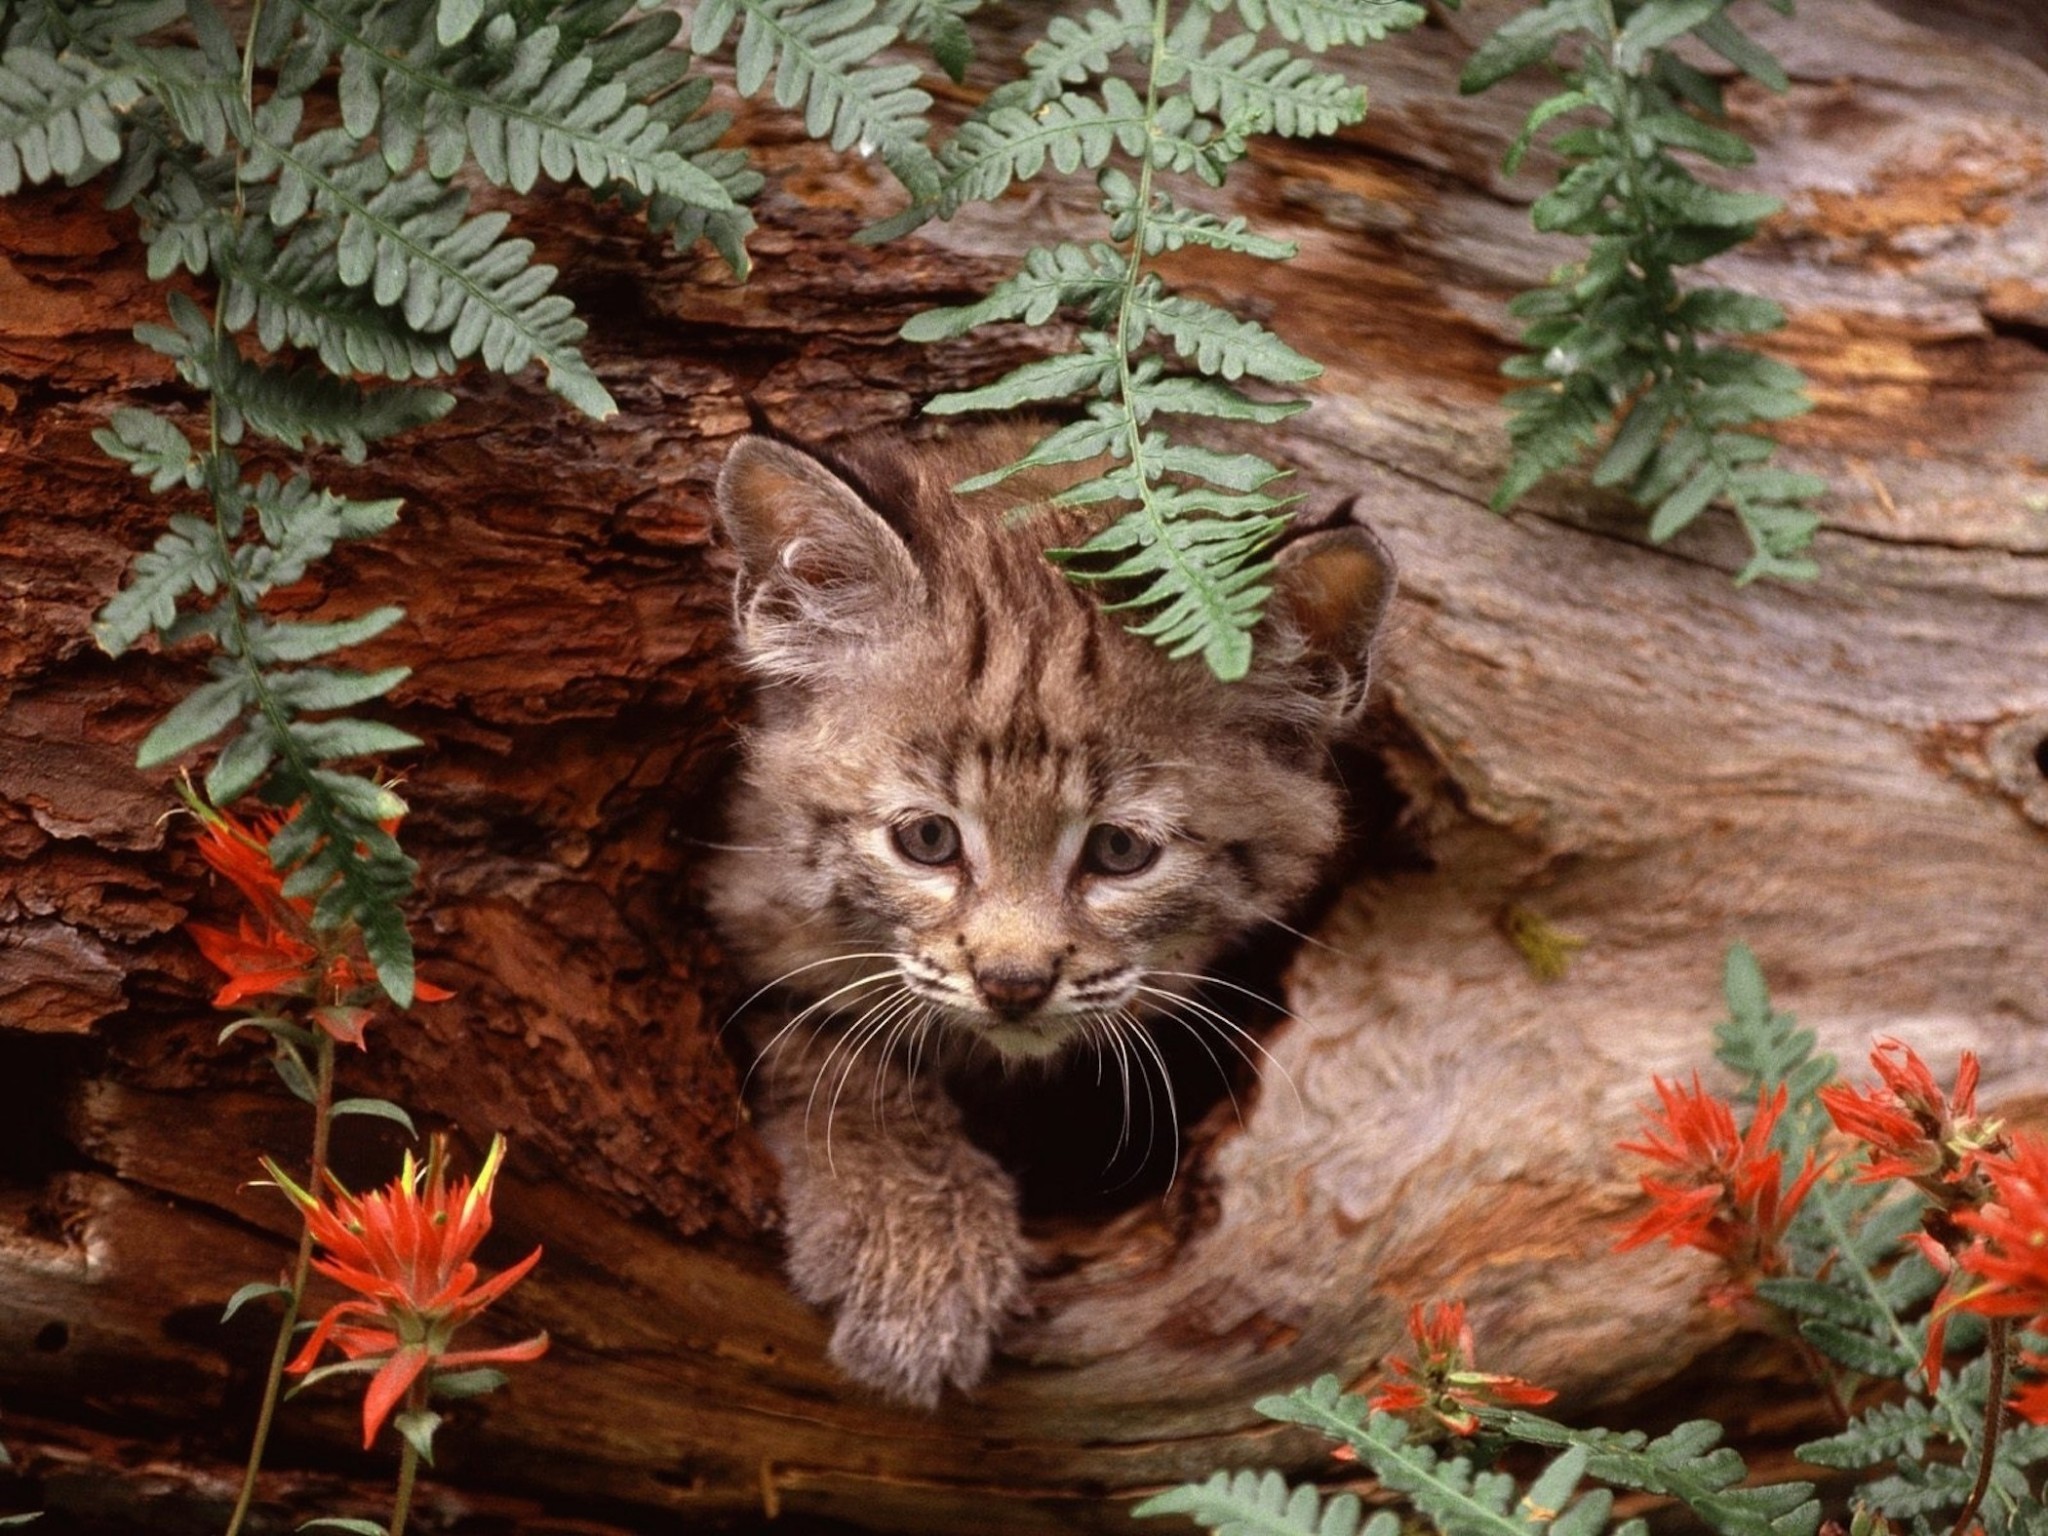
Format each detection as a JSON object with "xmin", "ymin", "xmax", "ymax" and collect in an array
[{"xmin": 1, "ymin": 0, "xmax": 2045, "ymax": 1529}]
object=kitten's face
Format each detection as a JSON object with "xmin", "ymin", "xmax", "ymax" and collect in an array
[{"xmin": 707, "ymin": 432, "xmax": 1392, "ymax": 1061}]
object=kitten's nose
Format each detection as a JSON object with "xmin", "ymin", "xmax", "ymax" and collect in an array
[{"xmin": 974, "ymin": 963, "xmax": 1056, "ymax": 1018}]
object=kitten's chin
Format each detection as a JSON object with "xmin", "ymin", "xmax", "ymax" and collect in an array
[{"xmin": 977, "ymin": 1018, "xmax": 1081, "ymax": 1062}]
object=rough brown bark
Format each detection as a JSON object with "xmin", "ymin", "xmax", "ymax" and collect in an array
[{"xmin": 2, "ymin": 0, "xmax": 2046, "ymax": 1531}]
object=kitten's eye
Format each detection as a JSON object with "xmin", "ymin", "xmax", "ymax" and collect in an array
[
  {"xmin": 1082, "ymin": 823, "xmax": 1158, "ymax": 877},
  {"xmin": 892, "ymin": 814, "xmax": 962, "ymax": 867}
]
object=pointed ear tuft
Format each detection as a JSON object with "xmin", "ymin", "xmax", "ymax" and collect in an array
[
  {"xmin": 716, "ymin": 436, "xmax": 924, "ymax": 677},
  {"xmin": 1264, "ymin": 514, "xmax": 1396, "ymax": 726}
]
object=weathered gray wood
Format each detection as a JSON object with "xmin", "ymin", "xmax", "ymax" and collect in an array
[{"xmin": 1, "ymin": 0, "xmax": 2045, "ymax": 1528}]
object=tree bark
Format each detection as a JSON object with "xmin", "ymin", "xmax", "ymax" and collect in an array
[{"xmin": 2, "ymin": 0, "xmax": 2046, "ymax": 1530}]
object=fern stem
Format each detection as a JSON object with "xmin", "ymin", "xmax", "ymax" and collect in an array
[
  {"xmin": 223, "ymin": 1032, "xmax": 335, "ymax": 1536},
  {"xmin": 1098, "ymin": 0, "xmax": 1271, "ymax": 680},
  {"xmin": 1949, "ymin": 1317, "xmax": 2010, "ymax": 1536}
]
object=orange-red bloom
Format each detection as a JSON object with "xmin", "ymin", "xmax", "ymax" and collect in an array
[
  {"xmin": 186, "ymin": 808, "xmax": 321, "ymax": 1009},
  {"xmin": 1818, "ymin": 1039, "xmax": 2004, "ymax": 1196},
  {"xmin": 269, "ymin": 1135, "xmax": 547, "ymax": 1448},
  {"xmin": 1366, "ymin": 1300, "xmax": 1555, "ymax": 1437},
  {"xmin": 1952, "ymin": 1133, "xmax": 2048, "ymax": 1422},
  {"xmin": 184, "ymin": 802, "xmax": 449, "ymax": 1030},
  {"xmin": 1616, "ymin": 1076, "xmax": 1823, "ymax": 1301}
]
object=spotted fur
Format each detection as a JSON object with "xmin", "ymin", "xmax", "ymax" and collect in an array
[{"xmin": 707, "ymin": 425, "xmax": 1393, "ymax": 1405}]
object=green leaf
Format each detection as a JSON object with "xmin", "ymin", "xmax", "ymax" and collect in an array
[
  {"xmin": 1461, "ymin": 0, "xmax": 1595, "ymax": 94},
  {"xmin": 262, "ymin": 133, "xmax": 615, "ymax": 417},
  {"xmin": 285, "ymin": 718, "xmax": 425, "ymax": 761},
  {"xmin": 298, "ymin": 1521, "xmax": 387, "ymax": 1536},
  {"xmin": 1613, "ymin": 0, "xmax": 1726, "ymax": 73},
  {"xmin": 394, "ymin": 1408, "xmax": 440, "ymax": 1466},
  {"xmin": 435, "ymin": 0, "xmax": 485, "ymax": 45},
  {"xmin": 330, "ymin": 1097, "xmax": 418, "ymax": 1136},
  {"xmin": 1234, "ymin": 0, "xmax": 1423, "ymax": 52},
  {"xmin": 1135, "ymin": 1469, "xmax": 1365, "ymax": 1536},
  {"xmin": 1694, "ymin": 13, "xmax": 1790, "ymax": 91},
  {"xmin": 430, "ymin": 1366, "xmax": 510, "ymax": 1399},
  {"xmin": 1132, "ymin": 291, "xmax": 1320, "ymax": 383},
  {"xmin": 1504, "ymin": 89, "xmax": 1591, "ymax": 175},
  {"xmin": 221, "ymin": 1280, "xmax": 292, "ymax": 1323},
  {"xmin": 1647, "ymin": 464, "xmax": 1723, "ymax": 541},
  {"xmin": 137, "ymin": 675, "xmax": 248, "ymax": 767},
  {"xmin": 1799, "ymin": 1319, "xmax": 1915, "ymax": 1378},
  {"xmin": 272, "ymin": 1039, "xmax": 319, "ymax": 1104},
  {"xmin": 0, "ymin": 48, "xmax": 140, "ymax": 196},
  {"xmin": 926, "ymin": 347, "xmax": 1118, "ymax": 415},
  {"xmin": 695, "ymin": 0, "xmax": 939, "ymax": 200}
]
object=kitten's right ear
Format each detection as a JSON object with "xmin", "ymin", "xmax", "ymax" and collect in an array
[{"xmin": 716, "ymin": 436, "xmax": 924, "ymax": 677}]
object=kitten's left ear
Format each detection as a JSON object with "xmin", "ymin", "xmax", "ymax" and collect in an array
[
  {"xmin": 716, "ymin": 435, "xmax": 925, "ymax": 678},
  {"xmin": 1264, "ymin": 508, "xmax": 1397, "ymax": 726}
]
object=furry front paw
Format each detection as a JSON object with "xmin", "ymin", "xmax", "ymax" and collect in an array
[{"xmin": 778, "ymin": 1135, "xmax": 1027, "ymax": 1408}]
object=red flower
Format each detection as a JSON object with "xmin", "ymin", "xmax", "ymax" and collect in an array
[
  {"xmin": 1366, "ymin": 1300, "xmax": 1556, "ymax": 1437},
  {"xmin": 1951, "ymin": 1133, "xmax": 2048, "ymax": 1421},
  {"xmin": 1818, "ymin": 1039, "xmax": 2004, "ymax": 1195},
  {"xmin": 1616, "ymin": 1076, "xmax": 1823, "ymax": 1300},
  {"xmin": 184, "ymin": 801, "xmax": 450, "ymax": 1030},
  {"xmin": 269, "ymin": 1135, "xmax": 547, "ymax": 1448},
  {"xmin": 185, "ymin": 808, "xmax": 322, "ymax": 1009}
]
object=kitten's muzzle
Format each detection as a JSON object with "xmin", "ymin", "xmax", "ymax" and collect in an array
[{"xmin": 973, "ymin": 962, "xmax": 1057, "ymax": 1019}]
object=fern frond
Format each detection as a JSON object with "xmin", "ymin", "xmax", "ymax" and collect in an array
[
  {"xmin": 1228, "ymin": 0, "xmax": 1426, "ymax": 51},
  {"xmin": 901, "ymin": 242, "xmax": 1126, "ymax": 335},
  {"xmin": 219, "ymin": 220, "xmax": 460, "ymax": 381},
  {"xmin": 1798, "ymin": 1399, "xmax": 1940, "ymax": 1472},
  {"xmin": 1022, "ymin": 1, "xmax": 1149, "ymax": 102},
  {"xmin": 1163, "ymin": 22, "xmax": 1365, "ymax": 138},
  {"xmin": 1129, "ymin": 286, "xmax": 1319, "ymax": 382},
  {"xmin": 138, "ymin": 291, "xmax": 456, "ymax": 462},
  {"xmin": 254, "ymin": 129, "xmax": 613, "ymax": 416},
  {"xmin": 291, "ymin": 0, "xmax": 736, "ymax": 216},
  {"xmin": 692, "ymin": 0, "xmax": 939, "ymax": 198},
  {"xmin": 922, "ymin": 80, "xmax": 1150, "ymax": 219},
  {"xmin": 1258, "ymin": 1383, "xmax": 1636, "ymax": 1536},
  {"xmin": 880, "ymin": 0, "xmax": 979, "ymax": 81},
  {"xmin": 0, "ymin": 45, "xmax": 138, "ymax": 194},
  {"xmin": 1102, "ymin": 173, "xmax": 1296, "ymax": 257},
  {"xmin": 1135, "ymin": 1468, "xmax": 1390, "ymax": 1536}
]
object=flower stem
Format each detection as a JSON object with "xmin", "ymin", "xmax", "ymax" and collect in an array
[
  {"xmin": 386, "ymin": 1381, "xmax": 427, "ymax": 1536},
  {"xmin": 1948, "ymin": 1316, "xmax": 2010, "ymax": 1536},
  {"xmin": 223, "ymin": 1031, "xmax": 336, "ymax": 1536}
]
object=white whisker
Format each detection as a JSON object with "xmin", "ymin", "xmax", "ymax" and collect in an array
[{"xmin": 1134, "ymin": 980, "xmax": 1304, "ymax": 1117}]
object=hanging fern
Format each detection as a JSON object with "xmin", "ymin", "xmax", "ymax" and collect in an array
[
  {"xmin": 13, "ymin": 0, "xmax": 749, "ymax": 1000},
  {"xmin": 888, "ymin": 0, "xmax": 1424, "ymax": 680},
  {"xmin": 1460, "ymin": 0, "xmax": 1827, "ymax": 584}
]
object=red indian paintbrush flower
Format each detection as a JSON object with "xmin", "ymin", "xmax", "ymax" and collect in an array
[
  {"xmin": 186, "ymin": 806, "xmax": 322, "ymax": 1009},
  {"xmin": 1818, "ymin": 1039, "xmax": 2005, "ymax": 1196},
  {"xmin": 267, "ymin": 1135, "xmax": 547, "ymax": 1448},
  {"xmin": 1366, "ymin": 1299, "xmax": 1556, "ymax": 1437},
  {"xmin": 1820, "ymin": 1040, "xmax": 2009, "ymax": 1385},
  {"xmin": 1615, "ymin": 1075, "xmax": 1823, "ymax": 1300},
  {"xmin": 1951, "ymin": 1132, "xmax": 2048, "ymax": 1422},
  {"xmin": 185, "ymin": 800, "xmax": 449, "ymax": 1034}
]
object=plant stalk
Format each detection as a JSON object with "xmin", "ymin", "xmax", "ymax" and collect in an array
[
  {"xmin": 222, "ymin": 1030, "xmax": 336, "ymax": 1536},
  {"xmin": 386, "ymin": 1380, "xmax": 428, "ymax": 1536},
  {"xmin": 1948, "ymin": 1316, "xmax": 2010, "ymax": 1536}
]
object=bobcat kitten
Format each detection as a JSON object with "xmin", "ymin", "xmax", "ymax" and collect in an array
[{"xmin": 708, "ymin": 425, "xmax": 1393, "ymax": 1406}]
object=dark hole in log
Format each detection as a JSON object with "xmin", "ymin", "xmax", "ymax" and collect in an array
[
  {"xmin": 0, "ymin": 1036, "xmax": 94, "ymax": 1189},
  {"xmin": 32, "ymin": 1321, "xmax": 66, "ymax": 1353},
  {"xmin": 2034, "ymin": 733, "xmax": 2048, "ymax": 779}
]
